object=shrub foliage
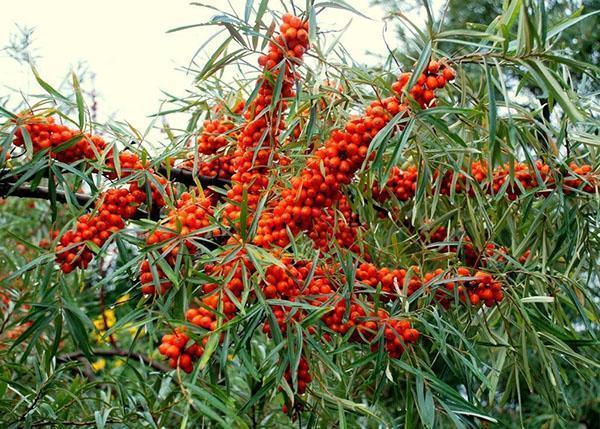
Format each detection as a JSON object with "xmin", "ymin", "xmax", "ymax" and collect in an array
[{"xmin": 0, "ymin": 1, "xmax": 598, "ymax": 427}]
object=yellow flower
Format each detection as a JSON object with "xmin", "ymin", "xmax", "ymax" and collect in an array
[
  {"xmin": 93, "ymin": 317, "xmax": 105, "ymax": 331},
  {"xmin": 104, "ymin": 309, "xmax": 116, "ymax": 327},
  {"xmin": 114, "ymin": 359, "xmax": 124, "ymax": 368},
  {"xmin": 92, "ymin": 309, "xmax": 118, "ymax": 344},
  {"xmin": 92, "ymin": 358, "xmax": 106, "ymax": 372}
]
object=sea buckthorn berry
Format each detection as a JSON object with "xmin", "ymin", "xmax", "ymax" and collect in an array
[
  {"xmin": 13, "ymin": 115, "xmax": 107, "ymax": 163},
  {"xmin": 55, "ymin": 185, "xmax": 146, "ymax": 273},
  {"xmin": 284, "ymin": 356, "xmax": 312, "ymax": 394},
  {"xmin": 158, "ymin": 328, "xmax": 200, "ymax": 373}
]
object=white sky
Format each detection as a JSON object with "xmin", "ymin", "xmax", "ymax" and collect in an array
[{"xmin": 0, "ymin": 0, "xmax": 428, "ymax": 134}]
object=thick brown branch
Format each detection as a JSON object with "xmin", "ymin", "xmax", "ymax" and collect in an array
[
  {"xmin": 156, "ymin": 165, "xmax": 230, "ymax": 188},
  {"xmin": 57, "ymin": 348, "xmax": 170, "ymax": 372},
  {"xmin": 0, "ymin": 165, "xmax": 230, "ymax": 189},
  {"xmin": 0, "ymin": 182, "xmax": 90, "ymax": 206},
  {"xmin": 0, "ymin": 182, "xmax": 153, "ymax": 220}
]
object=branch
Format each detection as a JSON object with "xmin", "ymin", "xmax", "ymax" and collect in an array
[
  {"xmin": 31, "ymin": 419, "xmax": 121, "ymax": 427},
  {"xmin": 0, "ymin": 181, "xmax": 153, "ymax": 220},
  {"xmin": 57, "ymin": 348, "xmax": 170, "ymax": 372},
  {"xmin": 157, "ymin": 165, "xmax": 230, "ymax": 188},
  {"xmin": 0, "ymin": 165, "xmax": 229, "ymax": 219},
  {"xmin": 0, "ymin": 165, "xmax": 230, "ymax": 190},
  {"xmin": 0, "ymin": 182, "xmax": 90, "ymax": 206}
]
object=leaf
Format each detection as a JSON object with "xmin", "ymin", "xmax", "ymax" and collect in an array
[
  {"xmin": 71, "ymin": 72, "xmax": 86, "ymax": 129},
  {"xmin": 526, "ymin": 59, "xmax": 584, "ymax": 123},
  {"xmin": 314, "ymin": 1, "xmax": 373, "ymax": 20},
  {"xmin": 545, "ymin": 9, "xmax": 599, "ymax": 41},
  {"xmin": 484, "ymin": 58, "xmax": 499, "ymax": 164},
  {"xmin": 31, "ymin": 66, "xmax": 69, "ymax": 101},
  {"xmin": 404, "ymin": 40, "xmax": 432, "ymax": 96}
]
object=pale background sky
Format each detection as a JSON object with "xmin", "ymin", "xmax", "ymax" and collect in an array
[{"xmin": 0, "ymin": 1, "xmax": 429, "ymax": 134}]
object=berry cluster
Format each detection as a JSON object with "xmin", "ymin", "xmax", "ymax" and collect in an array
[
  {"xmin": 356, "ymin": 259, "xmax": 506, "ymax": 311},
  {"xmin": 139, "ymin": 260, "xmax": 172, "ymax": 295},
  {"xmin": 425, "ymin": 267, "xmax": 504, "ymax": 308},
  {"xmin": 374, "ymin": 160, "xmax": 596, "ymax": 207},
  {"xmin": 55, "ymin": 186, "xmax": 146, "ymax": 273},
  {"xmin": 145, "ymin": 192, "xmax": 213, "ymax": 257},
  {"xmin": 392, "ymin": 60, "xmax": 455, "ymax": 108},
  {"xmin": 262, "ymin": 258, "xmax": 303, "ymax": 300},
  {"xmin": 104, "ymin": 150, "xmax": 171, "ymax": 208},
  {"xmin": 13, "ymin": 115, "xmax": 107, "ymax": 163},
  {"xmin": 422, "ymin": 225, "xmax": 448, "ymax": 243},
  {"xmin": 565, "ymin": 163, "xmax": 595, "ymax": 193},
  {"xmin": 284, "ymin": 356, "xmax": 312, "ymax": 395},
  {"xmin": 140, "ymin": 192, "xmax": 213, "ymax": 295},
  {"xmin": 223, "ymin": 14, "xmax": 310, "ymax": 225},
  {"xmin": 158, "ymin": 328, "xmax": 203, "ymax": 373},
  {"xmin": 372, "ymin": 166, "xmax": 418, "ymax": 202},
  {"xmin": 254, "ymin": 63, "xmax": 455, "ymax": 250},
  {"xmin": 181, "ymin": 102, "xmax": 244, "ymax": 179},
  {"xmin": 308, "ymin": 195, "xmax": 363, "ymax": 253},
  {"xmin": 321, "ymin": 298, "xmax": 420, "ymax": 358},
  {"xmin": 356, "ymin": 263, "xmax": 422, "ymax": 299},
  {"xmin": 179, "ymin": 252, "xmax": 254, "ymax": 372},
  {"xmin": 381, "ymin": 317, "xmax": 420, "ymax": 358},
  {"xmin": 104, "ymin": 150, "xmax": 148, "ymax": 179},
  {"xmin": 261, "ymin": 259, "xmax": 308, "ymax": 336}
]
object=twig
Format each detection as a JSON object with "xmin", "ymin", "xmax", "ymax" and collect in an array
[
  {"xmin": 30, "ymin": 419, "xmax": 121, "ymax": 427},
  {"xmin": 98, "ymin": 285, "xmax": 118, "ymax": 349}
]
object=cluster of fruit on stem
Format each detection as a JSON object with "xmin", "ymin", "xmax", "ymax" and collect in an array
[
  {"xmin": 13, "ymin": 116, "xmax": 107, "ymax": 163},
  {"xmin": 372, "ymin": 160, "xmax": 596, "ymax": 205},
  {"xmin": 253, "ymin": 59, "xmax": 457, "ymax": 249},
  {"xmin": 222, "ymin": 13, "xmax": 310, "ymax": 226},
  {"xmin": 180, "ymin": 102, "xmax": 245, "ymax": 179},
  {"xmin": 140, "ymin": 191, "xmax": 214, "ymax": 295},
  {"xmin": 55, "ymin": 187, "xmax": 146, "ymax": 273}
]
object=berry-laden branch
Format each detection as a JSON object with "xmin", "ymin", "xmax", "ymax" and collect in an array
[
  {"xmin": 0, "ymin": 178, "xmax": 160, "ymax": 220},
  {"xmin": 8, "ymin": 115, "xmax": 229, "ymax": 188},
  {"xmin": 221, "ymin": 14, "xmax": 310, "ymax": 226},
  {"xmin": 371, "ymin": 161, "xmax": 597, "ymax": 205},
  {"xmin": 253, "ymin": 61, "xmax": 456, "ymax": 249}
]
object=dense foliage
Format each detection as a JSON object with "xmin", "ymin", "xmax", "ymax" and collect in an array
[{"xmin": 0, "ymin": 1, "xmax": 598, "ymax": 428}]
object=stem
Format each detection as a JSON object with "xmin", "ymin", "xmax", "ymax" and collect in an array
[{"xmin": 98, "ymin": 285, "xmax": 118, "ymax": 349}]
